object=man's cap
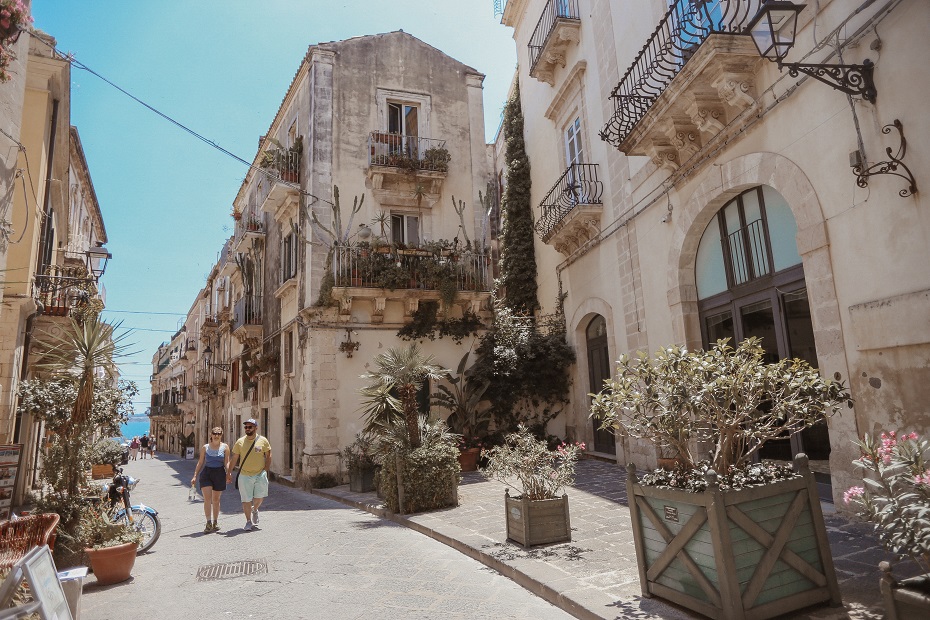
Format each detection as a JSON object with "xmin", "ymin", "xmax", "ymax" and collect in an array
[{"xmin": 244, "ymin": 418, "xmax": 258, "ymax": 426}]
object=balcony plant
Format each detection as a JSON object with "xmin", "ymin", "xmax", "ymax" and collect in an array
[
  {"xmin": 422, "ymin": 146, "xmax": 451, "ymax": 172},
  {"xmin": 590, "ymin": 337, "xmax": 852, "ymax": 619},
  {"xmin": 844, "ymin": 431, "xmax": 930, "ymax": 618},
  {"xmin": 482, "ymin": 425, "xmax": 582, "ymax": 547}
]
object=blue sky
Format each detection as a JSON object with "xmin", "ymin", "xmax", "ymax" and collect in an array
[{"xmin": 31, "ymin": 1, "xmax": 517, "ymax": 412}]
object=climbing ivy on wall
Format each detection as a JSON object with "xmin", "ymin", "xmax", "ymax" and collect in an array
[{"xmin": 498, "ymin": 80, "xmax": 539, "ymax": 316}]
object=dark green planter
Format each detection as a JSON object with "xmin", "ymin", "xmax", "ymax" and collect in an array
[
  {"xmin": 626, "ymin": 454, "xmax": 840, "ymax": 620},
  {"xmin": 881, "ymin": 562, "xmax": 930, "ymax": 620},
  {"xmin": 349, "ymin": 465, "xmax": 376, "ymax": 493}
]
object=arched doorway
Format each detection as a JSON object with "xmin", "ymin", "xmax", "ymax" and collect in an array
[
  {"xmin": 586, "ymin": 315, "xmax": 615, "ymax": 454},
  {"xmin": 694, "ymin": 185, "xmax": 830, "ymax": 467}
]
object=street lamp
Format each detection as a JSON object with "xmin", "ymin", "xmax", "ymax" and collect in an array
[
  {"xmin": 747, "ymin": 1, "xmax": 877, "ymax": 102},
  {"xmin": 202, "ymin": 346, "xmax": 231, "ymax": 372},
  {"xmin": 85, "ymin": 245, "xmax": 112, "ymax": 281}
]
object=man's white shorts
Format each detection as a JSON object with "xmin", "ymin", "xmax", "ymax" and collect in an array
[{"xmin": 238, "ymin": 470, "xmax": 268, "ymax": 502}]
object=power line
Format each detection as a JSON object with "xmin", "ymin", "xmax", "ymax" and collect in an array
[{"xmin": 30, "ymin": 37, "xmax": 334, "ymax": 209}]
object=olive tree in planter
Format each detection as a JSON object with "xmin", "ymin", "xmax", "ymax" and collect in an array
[
  {"xmin": 591, "ymin": 338, "xmax": 852, "ymax": 620},
  {"xmin": 482, "ymin": 425, "xmax": 583, "ymax": 547}
]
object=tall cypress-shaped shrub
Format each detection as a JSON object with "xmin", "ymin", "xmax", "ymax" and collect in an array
[{"xmin": 499, "ymin": 81, "xmax": 539, "ymax": 315}]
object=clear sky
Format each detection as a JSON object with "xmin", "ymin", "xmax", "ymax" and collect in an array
[{"xmin": 30, "ymin": 1, "xmax": 517, "ymax": 413}]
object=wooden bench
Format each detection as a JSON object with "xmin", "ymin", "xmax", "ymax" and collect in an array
[{"xmin": 0, "ymin": 513, "xmax": 60, "ymax": 571}]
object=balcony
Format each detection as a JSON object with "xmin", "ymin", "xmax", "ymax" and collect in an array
[
  {"xmin": 257, "ymin": 150, "xmax": 300, "ymax": 221},
  {"xmin": 600, "ymin": 1, "xmax": 764, "ymax": 169},
  {"xmin": 32, "ymin": 265, "xmax": 98, "ymax": 319},
  {"xmin": 528, "ymin": 0, "xmax": 581, "ymax": 86},
  {"xmin": 234, "ymin": 196, "xmax": 265, "ymax": 253},
  {"xmin": 233, "ymin": 295, "xmax": 262, "ymax": 344},
  {"xmin": 331, "ymin": 243, "xmax": 492, "ymax": 322},
  {"xmin": 367, "ymin": 132, "xmax": 448, "ymax": 208},
  {"xmin": 151, "ymin": 403, "xmax": 180, "ymax": 417},
  {"xmin": 195, "ymin": 368, "xmax": 226, "ymax": 394},
  {"xmin": 535, "ymin": 164, "xmax": 604, "ymax": 255}
]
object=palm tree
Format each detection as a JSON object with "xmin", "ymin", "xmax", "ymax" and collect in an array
[
  {"xmin": 34, "ymin": 317, "xmax": 130, "ymax": 441},
  {"xmin": 359, "ymin": 343, "xmax": 446, "ymax": 448}
]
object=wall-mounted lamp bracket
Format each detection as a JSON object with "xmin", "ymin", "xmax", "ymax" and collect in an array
[
  {"xmin": 852, "ymin": 119, "xmax": 917, "ymax": 198},
  {"xmin": 782, "ymin": 59, "xmax": 876, "ymax": 103}
]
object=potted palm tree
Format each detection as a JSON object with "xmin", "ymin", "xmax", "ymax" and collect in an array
[
  {"xmin": 359, "ymin": 344, "xmax": 458, "ymax": 514},
  {"xmin": 591, "ymin": 338, "xmax": 853, "ymax": 620},
  {"xmin": 482, "ymin": 425, "xmax": 583, "ymax": 547}
]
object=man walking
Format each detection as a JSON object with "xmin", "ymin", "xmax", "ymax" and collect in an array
[
  {"xmin": 227, "ymin": 418, "xmax": 271, "ymax": 531},
  {"xmin": 139, "ymin": 433, "xmax": 150, "ymax": 459}
]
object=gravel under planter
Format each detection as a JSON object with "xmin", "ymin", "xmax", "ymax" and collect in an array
[
  {"xmin": 625, "ymin": 454, "xmax": 840, "ymax": 620},
  {"xmin": 504, "ymin": 490, "xmax": 571, "ymax": 548}
]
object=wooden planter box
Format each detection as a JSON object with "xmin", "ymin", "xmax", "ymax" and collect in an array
[
  {"xmin": 626, "ymin": 454, "xmax": 840, "ymax": 620},
  {"xmin": 880, "ymin": 563, "xmax": 930, "ymax": 620},
  {"xmin": 505, "ymin": 491, "xmax": 571, "ymax": 548},
  {"xmin": 91, "ymin": 464, "xmax": 114, "ymax": 480}
]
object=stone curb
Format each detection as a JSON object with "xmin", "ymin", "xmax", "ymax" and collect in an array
[{"xmin": 311, "ymin": 487, "xmax": 603, "ymax": 620}]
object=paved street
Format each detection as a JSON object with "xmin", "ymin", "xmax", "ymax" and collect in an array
[
  {"xmin": 78, "ymin": 454, "xmax": 571, "ymax": 620},
  {"xmin": 78, "ymin": 454, "xmax": 920, "ymax": 620}
]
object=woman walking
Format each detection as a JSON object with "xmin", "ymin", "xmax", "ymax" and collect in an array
[
  {"xmin": 129, "ymin": 436, "xmax": 140, "ymax": 461},
  {"xmin": 191, "ymin": 427, "xmax": 230, "ymax": 533}
]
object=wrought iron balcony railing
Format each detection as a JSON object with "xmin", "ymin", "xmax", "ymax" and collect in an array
[
  {"xmin": 233, "ymin": 295, "xmax": 262, "ymax": 332},
  {"xmin": 493, "ymin": 0, "xmax": 508, "ymax": 18},
  {"xmin": 367, "ymin": 132, "xmax": 450, "ymax": 173},
  {"xmin": 32, "ymin": 265, "xmax": 96, "ymax": 317},
  {"xmin": 600, "ymin": 0, "xmax": 762, "ymax": 148},
  {"xmin": 332, "ymin": 245, "xmax": 492, "ymax": 293},
  {"xmin": 528, "ymin": 0, "xmax": 581, "ymax": 73},
  {"xmin": 534, "ymin": 164, "xmax": 604, "ymax": 239}
]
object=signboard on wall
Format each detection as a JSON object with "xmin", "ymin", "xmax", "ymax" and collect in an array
[{"xmin": 0, "ymin": 444, "xmax": 23, "ymax": 520}]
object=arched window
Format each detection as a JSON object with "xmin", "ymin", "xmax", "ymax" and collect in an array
[{"xmin": 695, "ymin": 186, "xmax": 828, "ymax": 463}]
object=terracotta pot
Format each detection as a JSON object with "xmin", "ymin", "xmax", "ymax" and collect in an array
[
  {"xmin": 85, "ymin": 542, "xmax": 137, "ymax": 585},
  {"xmin": 457, "ymin": 447, "xmax": 480, "ymax": 472}
]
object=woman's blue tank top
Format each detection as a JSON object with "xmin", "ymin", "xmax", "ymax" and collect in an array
[{"xmin": 205, "ymin": 444, "xmax": 226, "ymax": 468}]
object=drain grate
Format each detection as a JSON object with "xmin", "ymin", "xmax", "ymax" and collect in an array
[{"xmin": 197, "ymin": 559, "xmax": 268, "ymax": 581}]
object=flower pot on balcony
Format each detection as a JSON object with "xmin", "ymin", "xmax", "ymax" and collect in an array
[
  {"xmin": 282, "ymin": 171, "xmax": 298, "ymax": 183},
  {"xmin": 85, "ymin": 542, "xmax": 137, "ymax": 586}
]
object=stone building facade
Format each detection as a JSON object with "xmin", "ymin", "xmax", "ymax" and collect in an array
[
  {"xmin": 153, "ymin": 32, "xmax": 494, "ymax": 485},
  {"xmin": 493, "ymin": 0, "xmax": 929, "ymax": 503}
]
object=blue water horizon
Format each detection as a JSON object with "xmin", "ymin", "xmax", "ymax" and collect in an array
[{"xmin": 120, "ymin": 415, "xmax": 150, "ymax": 440}]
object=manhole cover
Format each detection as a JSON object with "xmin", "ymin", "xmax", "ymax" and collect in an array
[{"xmin": 197, "ymin": 559, "xmax": 268, "ymax": 581}]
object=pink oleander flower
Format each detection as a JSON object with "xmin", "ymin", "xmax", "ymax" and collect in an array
[{"xmin": 843, "ymin": 486, "xmax": 864, "ymax": 504}]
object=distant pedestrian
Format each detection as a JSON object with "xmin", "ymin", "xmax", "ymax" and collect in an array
[
  {"xmin": 140, "ymin": 434, "xmax": 150, "ymax": 459},
  {"xmin": 129, "ymin": 436, "xmax": 140, "ymax": 461},
  {"xmin": 149, "ymin": 438, "xmax": 157, "ymax": 458},
  {"xmin": 228, "ymin": 418, "xmax": 271, "ymax": 531},
  {"xmin": 191, "ymin": 427, "xmax": 230, "ymax": 533}
]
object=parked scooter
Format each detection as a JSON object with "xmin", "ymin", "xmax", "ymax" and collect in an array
[{"xmin": 99, "ymin": 467, "xmax": 161, "ymax": 553}]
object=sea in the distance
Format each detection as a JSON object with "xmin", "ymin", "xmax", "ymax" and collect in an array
[{"xmin": 120, "ymin": 415, "xmax": 150, "ymax": 440}]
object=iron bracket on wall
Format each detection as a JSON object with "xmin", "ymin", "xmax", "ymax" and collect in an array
[
  {"xmin": 852, "ymin": 119, "xmax": 917, "ymax": 198},
  {"xmin": 783, "ymin": 59, "xmax": 877, "ymax": 103}
]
